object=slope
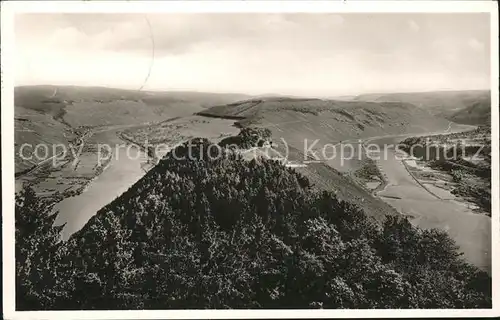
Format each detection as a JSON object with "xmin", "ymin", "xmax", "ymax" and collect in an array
[
  {"xmin": 15, "ymin": 106, "xmax": 75, "ymax": 174},
  {"xmin": 448, "ymin": 99, "xmax": 491, "ymax": 125},
  {"xmin": 354, "ymin": 90, "xmax": 490, "ymax": 125},
  {"xmin": 14, "ymin": 85, "xmax": 250, "ymax": 173},
  {"xmin": 15, "ymin": 139, "xmax": 490, "ymax": 310},
  {"xmin": 15, "ymin": 85, "xmax": 250, "ymax": 127},
  {"xmin": 199, "ymin": 97, "xmax": 452, "ymax": 172},
  {"xmin": 200, "ymin": 97, "xmax": 452, "ymax": 135}
]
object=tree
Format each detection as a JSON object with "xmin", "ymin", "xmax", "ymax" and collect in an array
[
  {"xmin": 15, "ymin": 186, "xmax": 65, "ymax": 310},
  {"xmin": 14, "ymin": 137, "xmax": 493, "ymax": 310}
]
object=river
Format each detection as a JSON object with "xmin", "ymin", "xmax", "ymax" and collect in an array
[
  {"xmin": 54, "ymin": 145, "xmax": 148, "ymax": 240},
  {"xmin": 52, "ymin": 116, "xmax": 240, "ymax": 240},
  {"xmin": 51, "ymin": 121, "xmax": 491, "ymax": 271},
  {"xmin": 368, "ymin": 131, "xmax": 491, "ymax": 272}
]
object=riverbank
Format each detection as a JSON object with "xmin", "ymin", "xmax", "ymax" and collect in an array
[
  {"xmin": 47, "ymin": 116, "xmax": 240, "ymax": 239},
  {"xmin": 367, "ymin": 127, "xmax": 491, "ymax": 273},
  {"xmin": 53, "ymin": 145, "xmax": 149, "ymax": 240}
]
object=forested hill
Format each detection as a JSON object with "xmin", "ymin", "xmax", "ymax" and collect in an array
[{"xmin": 16, "ymin": 138, "xmax": 491, "ymax": 310}]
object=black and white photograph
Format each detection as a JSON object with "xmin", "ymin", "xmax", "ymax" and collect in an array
[{"xmin": 2, "ymin": 1, "xmax": 498, "ymax": 318}]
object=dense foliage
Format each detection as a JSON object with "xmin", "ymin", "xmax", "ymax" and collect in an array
[
  {"xmin": 16, "ymin": 138, "xmax": 491, "ymax": 310},
  {"xmin": 219, "ymin": 127, "xmax": 272, "ymax": 149},
  {"xmin": 355, "ymin": 158, "xmax": 383, "ymax": 182},
  {"xmin": 15, "ymin": 188, "xmax": 67, "ymax": 310}
]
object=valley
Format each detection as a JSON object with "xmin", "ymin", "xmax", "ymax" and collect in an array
[
  {"xmin": 365, "ymin": 128, "xmax": 491, "ymax": 272},
  {"xmin": 51, "ymin": 117, "xmax": 240, "ymax": 240},
  {"xmin": 11, "ymin": 10, "xmax": 496, "ymax": 311},
  {"xmin": 354, "ymin": 89, "xmax": 490, "ymax": 125},
  {"xmin": 14, "ymin": 86, "xmax": 247, "ymax": 238},
  {"xmin": 14, "ymin": 86, "xmax": 492, "ymax": 271}
]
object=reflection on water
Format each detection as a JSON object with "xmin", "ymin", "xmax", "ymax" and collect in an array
[{"xmin": 54, "ymin": 146, "xmax": 147, "ymax": 240}]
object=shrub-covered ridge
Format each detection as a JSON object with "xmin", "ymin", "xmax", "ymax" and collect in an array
[{"xmin": 16, "ymin": 138, "xmax": 491, "ymax": 310}]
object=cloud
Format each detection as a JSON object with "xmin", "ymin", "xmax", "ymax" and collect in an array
[
  {"xmin": 467, "ymin": 38, "xmax": 485, "ymax": 52},
  {"xmin": 105, "ymin": 14, "xmax": 303, "ymax": 55},
  {"xmin": 15, "ymin": 13, "xmax": 491, "ymax": 95},
  {"xmin": 17, "ymin": 14, "xmax": 349, "ymax": 56},
  {"xmin": 408, "ymin": 20, "xmax": 420, "ymax": 32}
]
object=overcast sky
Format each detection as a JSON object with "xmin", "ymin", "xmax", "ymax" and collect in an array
[{"xmin": 15, "ymin": 13, "xmax": 490, "ymax": 96}]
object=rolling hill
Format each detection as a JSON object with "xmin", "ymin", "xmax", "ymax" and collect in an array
[
  {"xmin": 14, "ymin": 85, "xmax": 250, "ymax": 173},
  {"xmin": 123, "ymin": 96, "xmax": 456, "ymax": 221},
  {"xmin": 15, "ymin": 106, "xmax": 75, "ymax": 174},
  {"xmin": 448, "ymin": 99, "xmax": 491, "ymax": 125},
  {"xmin": 15, "ymin": 93, "xmax": 492, "ymax": 309},
  {"xmin": 199, "ymin": 97, "xmax": 452, "ymax": 133},
  {"xmin": 198, "ymin": 97, "xmax": 453, "ymax": 168},
  {"xmin": 354, "ymin": 90, "xmax": 491, "ymax": 125},
  {"xmin": 15, "ymin": 85, "xmax": 251, "ymax": 127}
]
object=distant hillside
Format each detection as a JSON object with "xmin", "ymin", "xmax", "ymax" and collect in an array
[
  {"xmin": 199, "ymin": 96, "xmax": 452, "ymax": 131},
  {"xmin": 15, "ymin": 106, "xmax": 75, "ymax": 174},
  {"xmin": 15, "ymin": 85, "xmax": 251, "ymax": 127},
  {"xmin": 14, "ymin": 85, "xmax": 250, "ymax": 173},
  {"xmin": 448, "ymin": 100, "xmax": 491, "ymax": 125},
  {"xmin": 354, "ymin": 90, "xmax": 490, "ymax": 125},
  {"xmin": 199, "ymin": 97, "xmax": 453, "ymax": 171}
]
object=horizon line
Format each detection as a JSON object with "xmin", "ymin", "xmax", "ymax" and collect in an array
[{"xmin": 14, "ymin": 83, "xmax": 492, "ymax": 100}]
